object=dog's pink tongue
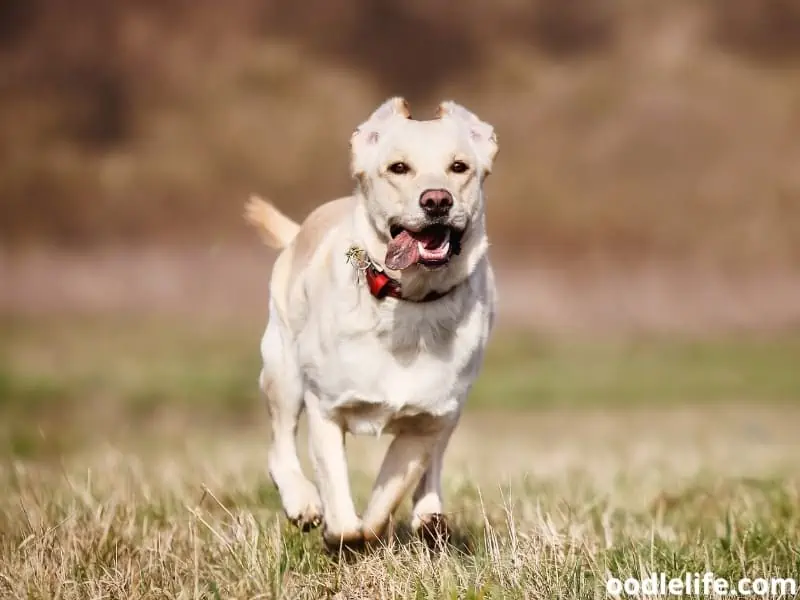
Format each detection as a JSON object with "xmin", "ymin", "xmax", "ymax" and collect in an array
[{"xmin": 385, "ymin": 230, "xmax": 420, "ymax": 270}]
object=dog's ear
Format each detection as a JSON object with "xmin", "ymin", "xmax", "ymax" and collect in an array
[
  {"xmin": 436, "ymin": 101, "xmax": 498, "ymax": 175},
  {"xmin": 350, "ymin": 97, "xmax": 412, "ymax": 178}
]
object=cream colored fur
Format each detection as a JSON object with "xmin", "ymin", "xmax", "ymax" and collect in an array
[{"xmin": 246, "ymin": 97, "xmax": 498, "ymax": 548}]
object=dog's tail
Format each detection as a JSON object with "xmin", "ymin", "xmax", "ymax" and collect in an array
[{"xmin": 244, "ymin": 195, "xmax": 300, "ymax": 249}]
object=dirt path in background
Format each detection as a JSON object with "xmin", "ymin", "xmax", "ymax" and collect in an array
[{"xmin": 2, "ymin": 245, "xmax": 799, "ymax": 336}]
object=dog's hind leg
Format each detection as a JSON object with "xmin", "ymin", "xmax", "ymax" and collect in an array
[
  {"xmin": 361, "ymin": 430, "xmax": 442, "ymax": 544},
  {"xmin": 411, "ymin": 420, "xmax": 457, "ymax": 547},
  {"xmin": 260, "ymin": 310, "xmax": 322, "ymax": 530}
]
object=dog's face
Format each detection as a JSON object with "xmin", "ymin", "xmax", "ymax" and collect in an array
[{"xmin": 350, "ymin": 98, "xmax": 498, "ymax": 271}]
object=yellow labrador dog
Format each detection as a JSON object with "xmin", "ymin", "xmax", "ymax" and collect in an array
[{"xmin": 245, "ymin": 97, "xmax": 498, "ymax": 549}]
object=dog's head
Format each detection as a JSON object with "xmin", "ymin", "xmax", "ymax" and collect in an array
[{"xmin": 350, "ymin": 97, "xmax": 498, "ymax": 273}]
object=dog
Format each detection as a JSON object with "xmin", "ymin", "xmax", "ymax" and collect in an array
[{"xmin": 244, "ymin": 97, "xmax": 498, "ymax": 549}]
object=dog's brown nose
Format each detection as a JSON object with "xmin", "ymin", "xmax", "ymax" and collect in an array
[{"xmin": 419, "ymin": 189, "xmax": 453, "ymax": 217}]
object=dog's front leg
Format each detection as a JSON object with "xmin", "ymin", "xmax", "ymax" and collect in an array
[
  {"xmin": 361, "ymin": 430, "xmax": 441, "ymax": 543},
  {"xmin": 304, "ymin": 391, "xmax": 363, "ymax": 549}
]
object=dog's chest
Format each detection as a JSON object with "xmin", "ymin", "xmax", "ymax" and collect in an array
[
  {"xmin": 302, "ymin": 295, "xmax": 488, "ymax": 434},
  {"xmin": 329, "ymin": 345, "xmax": 463, "ymax": 435}
]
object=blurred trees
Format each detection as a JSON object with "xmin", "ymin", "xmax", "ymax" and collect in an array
[{"xmin": 1, "ymin": 0, "xmax": 799, "ymax": 259}]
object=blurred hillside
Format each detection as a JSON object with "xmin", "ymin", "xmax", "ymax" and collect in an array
[{"xmin": 2, "ymin": 0, "xmax": 800, "ymax": 269}]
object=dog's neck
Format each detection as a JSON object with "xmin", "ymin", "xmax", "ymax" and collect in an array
[{"xmin": 348, "ymin": 194, "xmax": 489, "ymax": 302}]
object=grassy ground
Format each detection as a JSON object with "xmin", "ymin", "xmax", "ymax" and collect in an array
[{"xmin": 1, "ymin": 317, "xmax": 799, "ymax": 598}]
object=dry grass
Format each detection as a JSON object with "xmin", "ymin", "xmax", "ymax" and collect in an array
[
  {"xmin": 1, "ymin": 410, "xmax": 799, "ymax": 599},
  {"xmin": 1, "ymin": 317, "xmax": 799, "ymax": 598}
]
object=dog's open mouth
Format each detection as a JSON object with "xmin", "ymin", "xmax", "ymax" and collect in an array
[{"xmin": 385, "ymin": 224, "xmax": 462, "ymax": 270}]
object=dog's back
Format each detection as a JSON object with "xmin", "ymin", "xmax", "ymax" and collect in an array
[{"xmin": 246, "ymin": 195, "xmax": 355, "ymax": 321}]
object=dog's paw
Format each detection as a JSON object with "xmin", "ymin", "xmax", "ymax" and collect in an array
[
  {"xmin": 361, "ymin": 515, "xmax": 394, "ymax": 546},
  {"xmin": 413, "ymin": 513, "xmax": 450, "ymax": 550},
  {"xmin": 288, "ymin": 508, "xmax": 323, "ymax": 532},
  {"xmin": 281, "ymin": 479, "xmax": 323, "ymax": 532},
  {"xmin": 322, "ymin": 524, "xmax": 365, "ymax": 553}
]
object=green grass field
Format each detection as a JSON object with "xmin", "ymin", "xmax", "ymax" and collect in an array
[{"xmin": 1, "ymin": 317, "xmax": 799, "ymax": 598}]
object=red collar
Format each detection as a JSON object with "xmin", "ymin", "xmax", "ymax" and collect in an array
[{"xmin": 364, "ymin": 263, "xmax": 450, "ymax": 302}]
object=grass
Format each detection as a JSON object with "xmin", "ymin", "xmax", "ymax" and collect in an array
[
  {"xmin": 1, "ymin": 316, "xmax": 799, "ymax": 598},
  {"xmin": 2, "ymin": 316, "xmax": 798, "ymax": 419},
  {"xmin": 1, "ymin": 412, "xmax": 799, "ymax": 599}
]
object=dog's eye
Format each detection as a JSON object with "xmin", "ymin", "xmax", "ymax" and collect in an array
[
  {"xmin": 387, "ymin": 162, "xmax": 411, "ymax": 175},
  {"xmin": 449, "ymin": 160, "xmax": 469, "ymax": 174}
]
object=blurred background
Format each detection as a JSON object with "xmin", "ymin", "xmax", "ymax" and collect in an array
[{"xmin": 1, "ymin": 0, "xmax": 799, "ymax": 456}]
